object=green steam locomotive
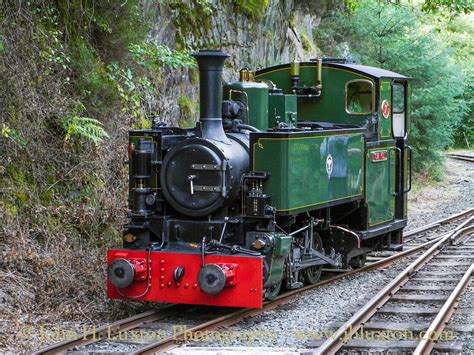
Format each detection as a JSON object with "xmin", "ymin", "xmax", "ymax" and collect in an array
[{"xmin": 107, "ymin": 51, "xmax": 411, "ymax": 308}]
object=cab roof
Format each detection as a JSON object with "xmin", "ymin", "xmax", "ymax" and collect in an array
[
  {"xmin": 327, "ymin": 62, "xmax": 412, "ymax": 80},
  {"xmin": 256, "ymin": 61, "xmax": 412, "ymax": 80}
]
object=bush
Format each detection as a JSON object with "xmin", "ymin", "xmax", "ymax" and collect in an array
[{"xmin": 0, "ymin": 2, "xmax": 196, "ymax": 351}]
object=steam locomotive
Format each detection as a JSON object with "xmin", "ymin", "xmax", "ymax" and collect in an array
[{"xmin": 107, "ymin": 50, "xmax": 412, "ymax": 308}]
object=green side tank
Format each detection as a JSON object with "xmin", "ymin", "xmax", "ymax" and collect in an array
[{"xmin": 224, "ymin": 70, "xmax": 269, "ymax": 131}]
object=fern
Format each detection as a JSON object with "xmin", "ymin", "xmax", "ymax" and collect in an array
[{"xmin": 62, "ymin": 115, "xmax": 109, "ymax": 145}]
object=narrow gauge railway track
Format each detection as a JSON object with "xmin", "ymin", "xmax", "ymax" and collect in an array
[
  {"xmin": 339, "ymin": 208, "xmax": 473, "ymax": 269},
  {"xmin": 35, "ymin": 211, "xmax": 473, "ymax": 354},
  {"xmin": 33, "ymin": 307, "xmax": 177, "ymax": 353},
  {"xmin": 446, "ymin": 153, "xmax": 474, "ymax": 163},
  {"xmin": 403, "ymin": 208, "xmax": 473, "ymax": 244},
  {"xmin": 313, "ymin": 219, "xmax": 474, "ymax": 354}
]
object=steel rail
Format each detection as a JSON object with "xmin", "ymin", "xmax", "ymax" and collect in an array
[
  {"xmin": 314, "ymin": 221, "xmax": 473, "ymax": 354},
  {"xmin": 404, "ymin": 207, "xmax": 473, "ymax": 239},
  {"xmin": 447, "ymin": 153, "xmax": 474, "ymax": 159},
  {"xmin": 34, "ymin": 307, "xmax": 175, "ymax": 354},
  {"xmin": 447, "ymin": 153, "xmax": 473, "ymax": 157},
  {"xmin": 133, "ymin": 297, "xmax": 296, "ymax": 354},
  {"xmin": 132, "ymin": 221, "xmax": 473, "ymax": 354},
  {"xmin": 35, "ymin": 216, "xmax": 472, "ymax": 353},
  {"xmin": 414, "ymin": 263, "xmax": 474, "ymax": 355},
  {"xmin": 33, "ymin": 229, "xmax": 442, "ymax": 354},
  {"xmin": 446, "ymin": 153, "xmax": 474, "ymax": 162}
]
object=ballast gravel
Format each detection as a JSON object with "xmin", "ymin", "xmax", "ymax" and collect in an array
[
  {"xmin": 62, "ymin": 156, "xmax": 474, "ymax": 354},
  {"xmin": 178, "ymin": 157, "xmax": 474, "ymax": 352},
  {"xmin": 186, "ymin": 258, "xmax": 416, "ymax": 349}
]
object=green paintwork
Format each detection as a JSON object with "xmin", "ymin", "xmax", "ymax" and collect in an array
[
  {"xmin": 255, "ymin": 62, "xmax": 412, "ymax": 226},
  {"xmin": 264, "ymin": 233, "xmax": 291, "ymax": 287},
  {"xmin": 224, "ymin": 81, "xmax": 269, "ymax": 131},
  {"xmin": 268, "ymin": 93, "xmax": 297, "ymax": 128},
  {"xmin": 273, "ymin": 234, "xmax": 292, "ymax": 256},
  {"xmin": 256, "ymin": 64, "xmax": 375, "ymax": 126},
  {"xmin": 379, "ymin": 79, "xmax": 392, "ymax": 138},
  {"xmin": 252, "ymin": 131, "xmax": 365, "ymax": 215},
  {"xmin": 365, "ymin": 144, "xmax": 396, "ymax": 226},
  {"xmin": 404, "ymin": 146, "xmax": 411, "ymax": 219}
]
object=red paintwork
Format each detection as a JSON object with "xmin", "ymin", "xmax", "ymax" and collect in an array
[
  {"xmin": 381, "ymin": 100, "xmax": 390, "ymax": 118},
  {"xmin": 216, "ymin": 263, "xmax": 237, "ymax": 287},
  {"xmin": 107, "ymin": 249, "xmax": 263, "ymax": 308},
  {"xmin": 128, "ymin": 258, "xmax": 147, "ymax": 281},
  {"xmin": 372, "ymin": 150, "xmax": 388, "ymax": 162}
]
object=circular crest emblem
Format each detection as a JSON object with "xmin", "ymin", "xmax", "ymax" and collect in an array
[
  {"xmin": 381, "ymin": 100, "xmax": 390, "ymax": 119},
  {"xmin": 326, "ymin": 154, "xmax": 333, "ymax": 177}
]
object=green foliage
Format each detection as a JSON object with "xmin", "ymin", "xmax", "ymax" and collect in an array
[
  {"xmin": 105, "ymin": 41, "xmax": 196, "ymax": 126},
  {"xmin": 300, "ymin": 33, "xmax": 315, "ymax": 53},
  {"xmin": 344, "ymin": 0, "xmax": 361, "ymax": 11},
  {"xmin": 34, "ymin": 6, "xmax": 72, "ymax": 76},
  {"xmin": 106, "ymin": 62, "xmax": 152, "ymax": 123},
  {"xmin": 178, "ymin": 95, "xmax": 198, "ymax": 128},
  {"xmin": 442, "ymin": 16, "xmax": 474, "ymax": 148},
  {"xmin": 166, "ymin": 0, "xmax": 214, "ymax": 48},
  {"xmin": 319, "ymin": 0, "xmax": 471, "ymax": 174},
  {"xmin": 232, "ymin": 0, "xmax": 269, "ymax": 20},
  {"xmin": 129, "ymin": 41, "xmax": 196, "ymax": 70},
  {"xmin": 69, "ymin": 37, "xmax": 116, "ymax": 111},
  {"xmin": 62, "ymin": 113, "xmax": 109, "ymax": 145},
  {"xmin": 422, "ymin": 0, "xmax": 474, "ymax": 16},
  {"xmin": 343, "ymin": 0, "xmax": 473, "ymax": 16},
  {"xmin": 1, "ymin": 124, "xmax": 10, "ymax": 138},
  {"xmin": 0, "ymin": 2, "xmax": 192, "ymax": 337},
  {"xmin": 54, "ymin": 0, "xmax": 147, "ymax": 58},
  {"xmin": 62, "ymin": 115, "xmax": 108, "ymax": 145}
]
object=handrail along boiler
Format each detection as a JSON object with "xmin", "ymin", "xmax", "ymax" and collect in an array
[{"xmin": 107, "ymin": 50, "xmax": 412, "ymax": 308}]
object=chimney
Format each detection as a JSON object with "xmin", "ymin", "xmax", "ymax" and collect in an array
[{"xmin": 192, "ymin": 50, "xmax": 230, "ymax": 143}]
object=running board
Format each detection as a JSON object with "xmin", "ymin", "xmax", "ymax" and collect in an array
[{"xmin": 359, "ymin": 219, "xmax": 407, "ymax": 239}]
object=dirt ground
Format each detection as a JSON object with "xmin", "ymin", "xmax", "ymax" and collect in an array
[{"xmin": 407, "ymin": 151, "xmax": 474, "ymax": 230}]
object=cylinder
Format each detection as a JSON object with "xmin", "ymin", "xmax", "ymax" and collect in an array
[{"xmin": 192, "ymin": 50, "xmax": 230, "ymax": 142}]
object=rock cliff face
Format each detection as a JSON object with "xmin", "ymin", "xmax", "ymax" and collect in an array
[{"xmin": 145, "ymin": 0, "xmax": 336, "ymax": 125}]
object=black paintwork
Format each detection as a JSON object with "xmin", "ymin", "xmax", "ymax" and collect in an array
[{"xmin": 120, "ymin": 52, "xmax": 410, "ymax": 291}]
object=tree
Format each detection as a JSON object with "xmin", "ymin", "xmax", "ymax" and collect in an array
[
  {"xmin": 422, "ymin": 0, "xmax": 474, "ymax": 17},
  {"xmin": 440, "ymin": 15, "xmax": 474, "ymax": 148},
  {"xmin": 317, "ymin": 0, "xmax": 470, "ymax": 176}
]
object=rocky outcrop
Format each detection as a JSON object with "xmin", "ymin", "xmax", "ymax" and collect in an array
[{"xmin": 145, "ymin": 0, "xmax": 336, "ymax": 125}]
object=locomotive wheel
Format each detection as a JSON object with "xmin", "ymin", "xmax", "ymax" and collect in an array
[
  {"xmin": 303, "ymin": 232, "xmax": 323, "ymax": 285},
  {"xmin": 265, "ymin": 281, "xmax": 282, "ymax": 301},
  {"xmin": 349, "ymin": 253, "xmax": 367, "ymax": 269}
]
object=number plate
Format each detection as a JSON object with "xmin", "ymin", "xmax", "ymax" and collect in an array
[{"xmin": 372, "ymin": 150, "xmax": 388, "ymax": 162}]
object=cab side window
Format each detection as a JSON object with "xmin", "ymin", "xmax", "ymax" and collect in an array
[
  {"xmin": 392, "ymin": 83, "xmax": 405, "ymax": 113},
  {"xmin": 346, "ymin": 80, "xmax": 374, "ymax": 115},
  {"xmin": 392, "ymin": 81, "xmax": 406, "ymax": 138}
]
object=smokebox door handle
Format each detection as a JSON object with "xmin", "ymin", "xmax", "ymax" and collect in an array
[{"xmin": 188, "ymin": 175, "xmax": 196, "ymax": 195}]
